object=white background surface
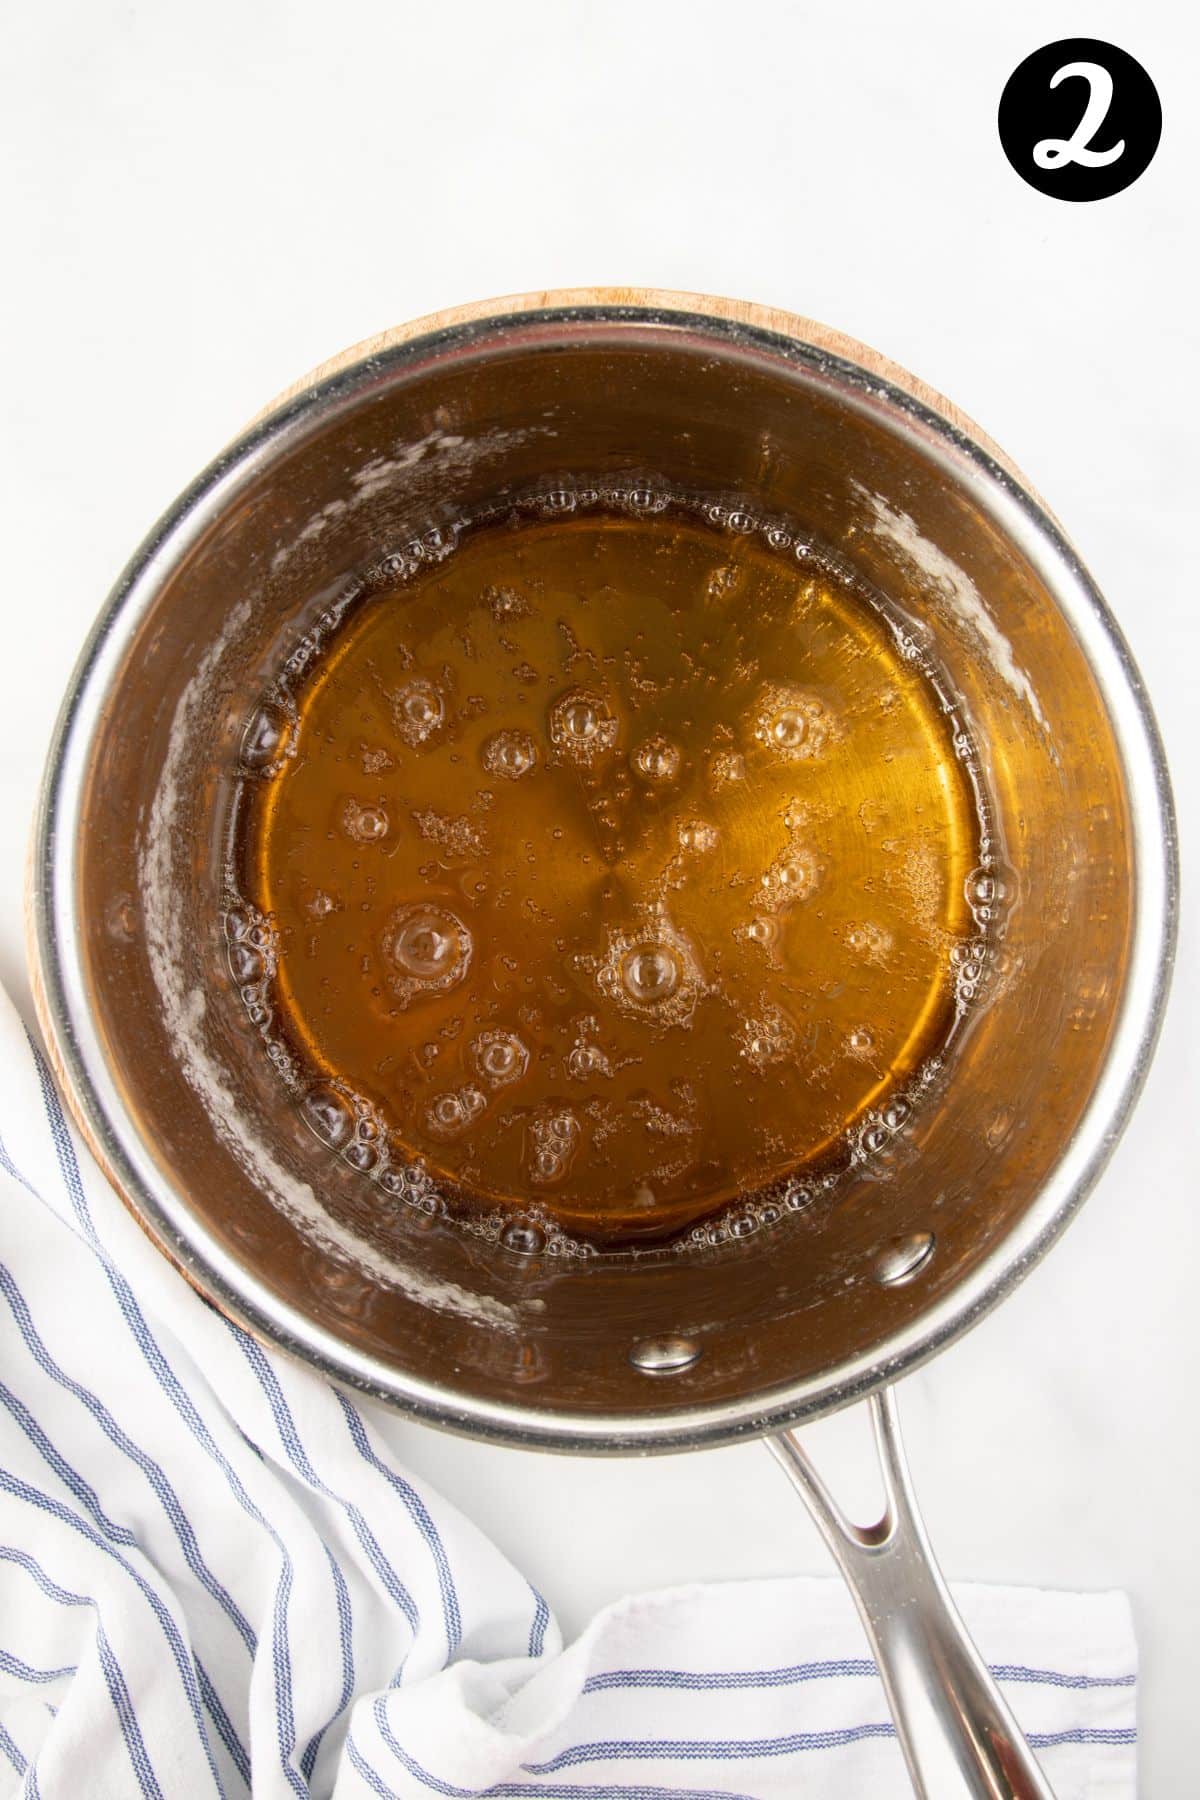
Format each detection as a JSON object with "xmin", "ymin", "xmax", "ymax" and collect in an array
[{"xmin": 1, "ymin": 2, "xmax": 1195, "ymax": 1792}]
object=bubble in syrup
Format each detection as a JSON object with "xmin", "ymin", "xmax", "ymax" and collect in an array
[
  {"xmin": 707, "ymin": 750, "xmax": 745, "ymax": 788},
  {"xmin": 567, "ymin": 1041, "xmax": 612, "ymax": 1080},
  {"xmin": 378, "ymin": 1161, "xmax": 438, "ymax": 1211},
  {"xmin": 626, "ymin": 487, "xmax": 667, "ymax": 513},
  {"xmin": 471, "ymin": 1028, "xmax": 530, "ymax": 1088},
  {"xmin": 632, "ymin": 735, "xmax": 681, "ymax": 784},
  {"xmin": 526, "ymin": 1106, "xmax": 581, "ymax": 1185},
  {"xmin": 339, "ymin": 798, "xmax": 389, "ymax": 843},
  {"xmin": 486, "ymin": 585, "xmax": 530, "ymax": 621},
  {"xmin": 225, "ymin": 905, "xmax": 277, "ymax": 996},
  {"xmin": 549, "ymin": 687, "xmax": 618, "ymax": 762},
  {"xmin": 424, "ymin": 1084, "xmax": 487, "ymax": 1140},
  {"xmin": 412, "ymin": 808, "xmax": 484, "ymax": 857},
  {"xmin": 950, "ymin": 939, "xmax": 989, "ymax": 1009},
  {"xmin": 418, "ymin": 524, "xmax": 456, "ymax": 560},
  {"xmin": 622, "ymin": 945, "xmax": 679, "ymax": 1004},
  {"xmin": 241, "ymin": 701, "xmax": 293, "ymax": 772},
  {"xmin": 847, "ymin": 1027, "xmax": 875, "ymax": 1057},
  {"xmin": 760, "ymin": 845, "xmax": 820, "ymax": 912},
  {"xmin": 735, "ymin": 914, "xmax": 778, "ymax": 954},
  {"xmin": 771, "ymin": 710, "xmax": 806, "ymax": 750},
  {"xmin": 736, "ymin": 1005, "xmax": 796, "ymax": 1071},
  {"xmin": 859, "ymin": 1121, "xmax": 890, "ymax": 1156},
  {"xmin": 678, "ymin": 818, "xmax": 719, "ymax": 854},
  {"xmin": 753, "ymin": 683, "xmax": 833, "ymax": 761},
  {"xmin": 965, "ymin": 863, "xmax": 1013, "ymax": 925},
  {"xmin": 228, "ymin": 942, "xmax": 264, "ymax": 985},
  {"xmin": 299, "ymin": 1084, "xmax": 355, "ymax": 1149},
  {"xmin": 380, "ymin": 903, "xmax": 472, "ymax": 1004},
  {"xmin": 846, "ymin": 920, "xmax": 892, "ymax": 962},
  {"xmin": 501, "ymin": 1219, "xmax": 546, "ymax": 1255},
  {"xmin": 592, "ymin": 910, "xmax": 705, "ymax": 1027},
  {"xmin": 344, "ymin": 1139, "xmax": 380, "ymax": 1173},
  {"xmin": 391, "ymin": 678, "xmax": 445, "ymax": 747},
  {"xmin": 482, "ymin": 729, "xmax": 538, "ymax": 781}
]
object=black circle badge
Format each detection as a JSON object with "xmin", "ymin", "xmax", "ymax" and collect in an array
[{"xmin": 999, "ymin": 39, "xmax": 1161, "ymax": 200}]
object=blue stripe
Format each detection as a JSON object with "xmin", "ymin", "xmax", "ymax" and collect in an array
[
  {"xmin": 345, "ymin": 1732, "xmax": 400, "ymax": 1799},
  {"xmin": 230, "ymin": 1327, "xmax": 419, "ymax": 1638},
  {"xmin": 269, "ymin": 1542, "xmax": 304, "ymax": 1795},
  {"xmin": 0, "ymin": 1465, "xmax": 222, "ymax": 1793},
  {"xmin": 196, "ymin": 1662, "xmax": 252, "ymax": 1790},
  {"xmin": 22, "ymin": 1763, "xmax": 42, "ymax": 1800},
  {"xmin": 96, "ymin": 1621, "xmax": 165, "ymax": 1800},
  {"xmin": 524, "ymin": 1720, "xmax": 1138, "ymax": 1772},
  {"xmin": 0, "ymin": 1718, "xmax": 26, "ymax": 1776},
  {"xmin": 0, "ymin": 1649, "xmax": 76, "ymax": 1684},
  {"xmin": 993, "ymin": 1662, "xmax": 1137, "ymax": 1689},
  {"xmin": 0, "ymin": 1135, "xmax": 39, "ymax": 1199},
  {"xmin": 0, "ymin": 1544, "xmax": 92, "ymax": 1607},
  {"xmin": 300, "ymin": 1541, "xmax": 356, "ymax": 1782},
  {"xmin": 369, "ymin": 1700, "xmax": 757, "ymax": 1799},
  {"xmin": 0, "ymin": 1258, "xmax": 257, "ymax": 1653},
  {"xmin": 15, "ymin": 1050, "xmax": 307, "ymax": 1798},
  {"xmin": 1029, "ymin": 1726, "xmax": 1138, "ymax": 1747},
  {"xmin": 0, "ymin": 1371, "xmax": 136, "ymax": 1546},
  {"xmin": 528, "ymin": 1586, "xmax": 550, "ymax": 1659},
  {"xmin": 335, "ymin": 1386, "xmax": 463, "ymax": 1653},
  {"xmin": 525, "ymin": 1725, "xmax": 899, "ymax": 1769},
  {"xmin": 582, "ymin": 1656, "xmax": 1137, "ymax": 1693},
  {"xmin": 580, "ymin": 1660, "xmax": 880, "ymax": 1693}
]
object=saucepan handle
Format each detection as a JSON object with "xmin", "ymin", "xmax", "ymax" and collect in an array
[{"xmin": 767, "ymin": 1386, "xmax": 1055, "ymax": 1799}]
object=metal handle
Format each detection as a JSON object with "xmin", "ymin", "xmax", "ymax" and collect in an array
[{"xmin": 767, "ymin": 1386, "xmax": 1055, "ymax": 1799}]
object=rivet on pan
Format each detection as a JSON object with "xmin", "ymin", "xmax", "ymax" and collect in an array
[
  {"xmin": 629, "ymin": 1335, "xmax": 702, "ymax": 1374},
  {"xmin": 875, "ymin": 1230, "xmax": 936, "ymax": 1286}
]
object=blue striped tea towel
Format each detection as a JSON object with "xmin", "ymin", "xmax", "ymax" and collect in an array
[{"xmin": 0, "ymin": 980, "xmax": 1136, "ymax": 1796}]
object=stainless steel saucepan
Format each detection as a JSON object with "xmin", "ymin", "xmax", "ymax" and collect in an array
[{"xmin": 30, "ymin": 291, "xmax": 1177, "ymax": 1796}]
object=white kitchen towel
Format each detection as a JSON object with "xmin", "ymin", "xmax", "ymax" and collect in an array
[{"xmin": 0, "ymin": 979, "xmax": 1136, "ymax": 1798}]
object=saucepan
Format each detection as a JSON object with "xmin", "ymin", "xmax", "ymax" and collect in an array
[{"xmin": 29, "ymin": 291, "xmax": 1177, "ymax": 1796}]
